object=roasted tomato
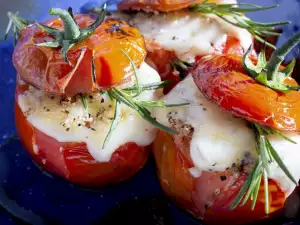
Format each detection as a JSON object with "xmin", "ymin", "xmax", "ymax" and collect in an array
[
  {"xmin": 15, "ymin": 78, "xmax": 149, "ymax": 187},
  {"xmin": 191, "ymin": 54, "xmax": 300, "ymax": 131},
  {"xmin": 152, "ymin": 130, "xmax": 285, "ymax": 225},
  {"xmin": 13, "ymin": 15, "xmax": 146, "ymax": 96},
  {"xmin": 145, "ymin": 36, "xmax": 247, "ymax": 94},
  {"xmin": 118, "ymin": 0, "xmax": 226, "ymax": 12}
]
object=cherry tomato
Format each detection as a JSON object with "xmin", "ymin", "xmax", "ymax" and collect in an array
[
  {"xmin": 15, "ymin": 78, "xmax": 149, "ymax": 187},
  {"xmin": 13, "ymin": 16, "xmax": 146, "ymax": 96},
  {"xmin": 191, "ymin": 54, "xmax": 300, "ymax": 131},
  {"xmin": 152, "ymin": 130, "xmax": 286, "ymax": 225}
]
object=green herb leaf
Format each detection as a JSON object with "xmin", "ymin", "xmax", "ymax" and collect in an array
[
  {"xmin": 280, "ymin": 58, "xmax": 296, "ymax": 77},
  {"xmin": 232, "ymin": 123, "xmax": 298, "ymax": 213},
  {"xmin": 265, "ymin": 138, "xmax": 297, "ymax": 185},
  {"xmin": 243, "ymin": 32, "xmax": 300, "ymax": 93},
  {"xmin": 190, "ymin": 3, "xmax": 290, "ymax": 49},
  {"xmin": 231, "ymin": 160, "xmax": 259, "ymax": 210},
  {"xmin": 251, "ymin": 173, "xmax": 262, "ymax": 210},
  {"xmin": 123, "ymin": 80, "xmax": 173, "ymax": 93},
  {"xmin": 108, "ymin": 88, "xmax": 178, "ymax": 135},
  {"xmin": 102, "ymin": 99, "xmax": 119, "ymax": 148},
  {"xmin": 138, "ymin": 100, "xmax": 189, "ymax": 108},
  {"xmin": 120, "ymin": 48, "xmax": 142, "ymax": 97},
  {"xmin": 3, "ymin": 12, "xmax": 30, "ymax": 43},
  {"xmin": 80, "ymin": 94, "xmax": 88, "ymax": 109}
]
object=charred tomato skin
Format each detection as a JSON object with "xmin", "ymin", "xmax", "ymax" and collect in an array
[
  {"xmin": 15, "ymin": 80, "xmax": 149, "ymax": 187},
  {"xmin": 13, "ymin": 15, "xmax": 146, "ymax": 96},
  {"xmin": 152, "ymin": 130, "xmax": 286, "ymax": 225}
]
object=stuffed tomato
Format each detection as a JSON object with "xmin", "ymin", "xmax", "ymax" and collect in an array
[
  {"xmin": 152, "ymin": 32, "xmax": 300, "ymax": 224},
  {"xmin": 12, "ymin": 7, "xmax": 177, "ymax": 187},
  {"xmin": 116, "ymin": 0, "xmax": 253, "ymax": 92}
]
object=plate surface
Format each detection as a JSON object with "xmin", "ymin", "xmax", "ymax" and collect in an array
[{"xmin": 0, "ymin": 0, "xmax": 300, "ymax": 224}]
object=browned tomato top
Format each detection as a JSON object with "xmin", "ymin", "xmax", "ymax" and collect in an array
[
  {"xmin": 13, "ymin": 15, "xmax": 146, "ymax": 96},
  {"xmin": 191, "ymin": 54, "xmax": 300, "ymax": 131}
]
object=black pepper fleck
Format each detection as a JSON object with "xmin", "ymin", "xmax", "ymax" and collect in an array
[
  {"xmin": 101, "ymin": 98, "xmax": 104, "ymax": 103},
  {"xmin": 66, "ymin": 128, "xmax": 70, "ymax": 131},
  {"xmin": 220, "ymin": 176, "xmax": 227, "ymax": 181}
]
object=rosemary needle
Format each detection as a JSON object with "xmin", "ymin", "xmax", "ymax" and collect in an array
[
  {"xmin": 231, "ymin": 123, "xmax": 297, "ymax": 213},
  {"xmin": 190, "ymin": 1, "xmax": 290, "ymax": 49}
]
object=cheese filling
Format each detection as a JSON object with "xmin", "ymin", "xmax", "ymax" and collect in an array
[
  {"xmin": 115, "ymin": 9, "xmax": 252, "ymax": 62},
  {"xmin": 18, "ymin": 62, "xmax": 162, "ymax": 162},
  {"xmin": 153, "ymin": 75, "xmax": 300, "ymax": 196}
]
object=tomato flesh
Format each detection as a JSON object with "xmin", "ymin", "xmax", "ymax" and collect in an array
[
  {"xmin": 152, "ymin": 130, "xmax": 286, "ymax": 224},
  {"xmin": 15, "ymin": 81, "xmax": 149, "ymax": 187}
]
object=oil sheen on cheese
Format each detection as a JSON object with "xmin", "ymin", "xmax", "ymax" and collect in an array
[
  {"xmin": 126, "ymin": 10, "xmax": 252, "ymax": 62},
  {"xmin": 153, "ymin": 75, "xmax": 300, "ymax": 196},
  {"xmin": 18, "ymin": 62, "xmax": 162, "ymax": 162}
]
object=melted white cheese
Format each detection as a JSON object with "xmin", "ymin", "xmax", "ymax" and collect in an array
[
  {"xmin": 123, "ymin": 10, "xmax": 252, "ymax": 62},
  {"xmin": 153, "ymin": 75, "xmax": 300, "ymax": 196},
  {"xmin": 18, "ymin": 62, "xmax": 162, "ymax": 162}
]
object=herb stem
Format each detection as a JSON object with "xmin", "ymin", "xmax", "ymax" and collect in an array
[
  {"xmin": 266, "ymin": 32, "xmax": 300, "ymax": 80},
  {"xmin": 49, "ymin": 8, "xmax": 80, "ymax": 40}
]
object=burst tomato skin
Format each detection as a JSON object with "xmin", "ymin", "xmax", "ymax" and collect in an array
[
  {"xmin": 153, "ymin": 130, "xmax": 286, "ymax": 225},
  {"xmin": 118, "ymin": 0, "xmax": 229, "ymax": 12},
  {"xmin": 15, "ymin": 81, "xmax": 148, "ymax": 187},
  {"xmin": 13, "ymin": 16, "xmax": 146, "ymax": 96},
  {"xmin": 191, "ymin": 54, "xmax": 300, "ymax": 131}
]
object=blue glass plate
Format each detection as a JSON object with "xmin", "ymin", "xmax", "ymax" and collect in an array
[{"xmin": 0, "ymin": 0, "xmax": 300, "ymax": 224}]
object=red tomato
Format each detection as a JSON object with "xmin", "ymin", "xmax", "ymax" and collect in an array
[
  {"xmin": 152, "ymin": 130, "xmax": 286, "ymax": 225},
  {"xmin": 15, "ymin": 79, "xmax": 149, "ymax": 187},
  {"xmin": 13, "ymin": 16, "xmax": 146, "ymax": 96},
  {"xmin": 191, "ymin": 54, "xmax": 300, "ymax": 131},
  {"xmin": 145, "ymin": 37, "xmax": 248, "ymax": 94}
]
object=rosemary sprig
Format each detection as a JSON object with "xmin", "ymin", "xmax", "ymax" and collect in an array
[
  {"xmin": 243, "ymin": 32, "xmax": 300, "ymax": 93},
  {"xmin": 189, "ymin": 1, "xmax": 290, "ymax": 49},
  {"xmin": 3, "ymin": 12, "xmax": 31, "ymax": 45},
  {"xmin": 102, "ymin": 98, "xmax": 119, "ymax": 148},
  {"xmin": 231, "ymin": 123, "xmax": 297, "ymax": 212},
  {"xmin": 120, "ymin": 48, "xmax": 142, "ymax": 97},
  {"xmin": 108, "ymin": 87, "xmax": 179, "ymax": 134}
]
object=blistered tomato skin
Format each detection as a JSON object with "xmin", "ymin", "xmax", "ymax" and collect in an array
[
  {"xmin": 191, "ymin": 54, "xmax": 300, "ymax": 131},
  {"xmin": 15, "ymin": 81, "xmax": 149, "ymax": 187},
  {"xmin": 13, "ymin": 16, "xmax": 146, "ymax": 96},
  {"xmin": 118, "ymin": 0, "xmax": 229, "ymax": 12},
  {"xmin": 153, "ymin": 130, "xmax": 286, "ymax": 225}
]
